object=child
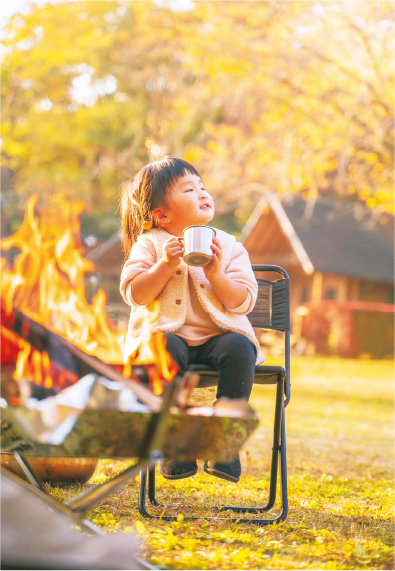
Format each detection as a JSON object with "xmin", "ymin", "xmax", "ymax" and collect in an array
[{"xmin": 120, "ymin": 157, "xmax": 264, "ymax": 483}]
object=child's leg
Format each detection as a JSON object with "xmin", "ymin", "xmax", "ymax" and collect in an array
[
  {"xmin": 196, "ymin": 332, "xmax": 256, "ymax": 401},
  {"xmin": 160, "ymin": 334, "xmax": 197, "ymax": 479},
  {"xmin": 195, "ymin": 332, "xmax": 257, "ymax": 483},
  {"xmin": 165, "ymin": 333, "xmax": 191, "ymax": 376}
]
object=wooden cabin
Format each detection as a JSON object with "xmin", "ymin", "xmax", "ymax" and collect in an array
[{"xmin": 241, "ymin": 193, "xmax": 394, "ymax": 357}]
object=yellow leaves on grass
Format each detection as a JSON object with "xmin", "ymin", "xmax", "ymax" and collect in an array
[{"xmin": 135, "ymin": 520, "xmax": 145, "ymax": 535}]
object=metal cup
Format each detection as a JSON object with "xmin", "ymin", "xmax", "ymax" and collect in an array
[{"xmin": 182, "ymin": 225, "xmax": 216, "ymax": 267}]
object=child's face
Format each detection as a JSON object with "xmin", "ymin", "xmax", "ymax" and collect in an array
[{"xmin": 156, "ymin": 173, "xmax": 214, "ymax": 234}]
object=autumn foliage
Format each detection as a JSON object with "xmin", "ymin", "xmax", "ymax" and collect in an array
[{"xmin": 1, "ymin": 1, "xmax": 393, "ymax": 230}]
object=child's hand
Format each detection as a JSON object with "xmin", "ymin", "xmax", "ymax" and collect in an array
[
  {"xmin": 203, "ymin": 237, "xmax": 223, "ymax": 281},
  {"xmin": 162, "ymin": 236, "xmax": 184, "ymax": 267},
  {"xmin": 203, "ymin": 237, "xmax": 249, "ymax": 308}
]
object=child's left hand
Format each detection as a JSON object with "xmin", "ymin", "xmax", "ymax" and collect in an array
[{"xmin": 203, "ymin": 237, "xmax": 223, "ymax": 281}]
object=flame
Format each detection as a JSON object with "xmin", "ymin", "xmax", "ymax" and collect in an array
[
  {"xmin": 0, "ymin": 194, "xmax": 177, "ymax": 395},
  {"xmin": 125, "ymin": 301, "xmax": 178, "ymax": 395}
]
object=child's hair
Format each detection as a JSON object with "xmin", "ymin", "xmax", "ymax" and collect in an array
[{"xmin": 120, "ymin": 156, "xmax": 201, "ymax": 257}]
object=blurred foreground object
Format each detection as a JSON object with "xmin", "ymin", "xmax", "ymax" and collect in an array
[
  {"xmin": 1, "ymin": 470, "xmax": 152, "ymax": 570},
  {"xmin": 0, "ymin": 452, "xmax": 97, "ymax": 484}
]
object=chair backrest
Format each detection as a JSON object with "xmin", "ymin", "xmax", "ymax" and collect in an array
[
  {"xmin": 248, "ymin": 266, "xmax": 290, "ymax": 332},
  {"xmin": 249, "ymin": 265, "xmax": 291, "ymax": 405}
]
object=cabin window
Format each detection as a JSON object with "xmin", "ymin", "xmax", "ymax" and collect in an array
[{"xmin": 324, "ymin": 287, "xmax": 338, "ymax": 300}]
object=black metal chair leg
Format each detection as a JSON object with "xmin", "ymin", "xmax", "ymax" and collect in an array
[
  {"xmin": 139, "ymin": 469, "xmax": 155, "ymax": 518},
  {"xmin": 148, "ymin": 466, "xmax": 163, "ymax": 506},
  {"xmin": 138, "ymin": 466, "xmax": 164, "ymax": 516},
  {"xmin": 277, "ymin": 409, "xmax": 288, "ymax": 521},
  {"xmin": 215, "ymin": 401, "xmax": 288, "ymax": 524},
  {"xmin": 138, "ymin": 378, "xmax": 289, "ymax": 525},
  {"xmin": 139, "ymin": 441, "xmax": 287, "ymax": 525},
  {"xmin": 215, "ymin": 374, "xmax": 285, "ymax": 515}
]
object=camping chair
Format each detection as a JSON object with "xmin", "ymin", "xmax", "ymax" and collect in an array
[{"xmin": 139, "ymin": 264, "xmax": 291, "ymax": 525}]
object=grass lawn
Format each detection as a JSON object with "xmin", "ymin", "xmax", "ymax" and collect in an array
[{"xmin": 49, "ymin": 356, "xmax": 394, "ymax": 570}]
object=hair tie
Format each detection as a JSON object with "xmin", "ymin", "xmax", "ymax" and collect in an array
[{"xmin": 142, "ymin": 220, "xmax": 153, "ymax": 230}]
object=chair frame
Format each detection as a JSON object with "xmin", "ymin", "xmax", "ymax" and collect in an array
[{"xmin": 139, "ymin": 264, "xmax": 291, "ymax": 525}]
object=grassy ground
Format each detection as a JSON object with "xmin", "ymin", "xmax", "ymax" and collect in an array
[{"xmin": 49, "ymin": 356, "xmax": 394, "ymax": 570}]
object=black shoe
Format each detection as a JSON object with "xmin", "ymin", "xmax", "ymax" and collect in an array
[
  {"xmin": 203, "ymin": 455, "xmax": 241, "ymax": 483},
  {"xmin": 160, "ymin": 460, "xmax": 198, "ymax": 480}
]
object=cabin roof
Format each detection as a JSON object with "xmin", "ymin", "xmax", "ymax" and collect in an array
[{"xmin": 242, "ymin": 194, "xmax": 394, "ymax": 283}]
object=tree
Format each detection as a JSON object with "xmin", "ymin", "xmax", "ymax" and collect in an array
[{"xmin": 183, "ymin": 1, "xmax": 394, "ymax": 216}]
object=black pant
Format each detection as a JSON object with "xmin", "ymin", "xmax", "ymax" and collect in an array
[{"xmin": 166, "ymin": 332, "xmax": 257, "ymax": 401}]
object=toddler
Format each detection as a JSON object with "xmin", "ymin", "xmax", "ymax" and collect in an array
[{"xmin": 120, "ymin": 157, "xmax": 264, "ymax": 483}]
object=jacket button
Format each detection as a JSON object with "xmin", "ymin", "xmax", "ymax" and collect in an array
[
  {"xmin": 176, "ymin": 270, "xmax": 182, "ymax": 275},
  {"xmin": 200, "ymin": 284, "xmax": 205, "ymax": 288},
  {"xmin": 176, "ymin": 299, "xmax": 181, "ymax": 305}
]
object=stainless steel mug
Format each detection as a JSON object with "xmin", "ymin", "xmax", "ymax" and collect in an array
[{"xmin": 182, "ymin": 225, "xmax": 216, "ymax": 267}]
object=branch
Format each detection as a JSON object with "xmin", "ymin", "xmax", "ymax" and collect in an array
[{"xmin": 300, "ymin": 44, "xmax": 390, "ymax": 114}]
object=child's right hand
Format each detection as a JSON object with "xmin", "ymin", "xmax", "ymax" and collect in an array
[{"xmin": 162, "ymin": 236, "xmax": 184, "ymax": 268}]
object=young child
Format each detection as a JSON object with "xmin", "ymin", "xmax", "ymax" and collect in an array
[{"xmin": 120, "ymin": 157, "xmax": 264, "ymax": 483}]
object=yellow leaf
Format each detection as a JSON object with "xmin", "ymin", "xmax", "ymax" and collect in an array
[{"xmin": 232, "ymin": 548, "xmax": 251, "ymax": 565}]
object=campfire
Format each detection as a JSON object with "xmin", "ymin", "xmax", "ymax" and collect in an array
[{"xmin": 1, "ymin": 194, "xmax": 177, "ymax": 400}]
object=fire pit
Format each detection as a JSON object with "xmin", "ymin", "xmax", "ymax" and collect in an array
[{"xmin": 1, "ymin": 369, "xmax": 258, "ymax": 463}]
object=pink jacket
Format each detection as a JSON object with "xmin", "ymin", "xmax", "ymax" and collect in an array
[{"xmin": 120, "ymin": 227, "xmax": 265, "ymax": 364}]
